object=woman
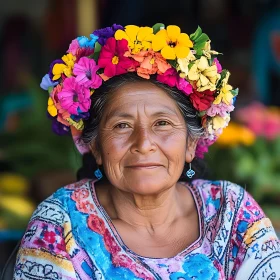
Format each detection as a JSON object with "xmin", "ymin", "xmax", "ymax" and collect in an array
[{"xmin": 14, "ymin": 23, "xmax": 280, "ymax": 280}]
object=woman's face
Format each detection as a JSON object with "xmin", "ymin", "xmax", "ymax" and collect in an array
[{"xmin": 92, "ymin": 81, "xmax": 196, "ymax": 195}]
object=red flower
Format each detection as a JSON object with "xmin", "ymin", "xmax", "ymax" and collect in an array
[
  {"xmin": 87, "ymin": 214, "xmax": 106, "ymax": 235},
  {"xmin": 189, "ymin": 89, "xmax": 215, "ymax": 111},
  {"xmin": 77, "ymin": 200, "xmax": 95, "ymax": 214},
  {"xmin": 98, "ymin": 38, "xmax": 138, "ymax": 77},
  {"xmin": 71, "ymin": 188, "xmax": 90, "ymax": 202}
]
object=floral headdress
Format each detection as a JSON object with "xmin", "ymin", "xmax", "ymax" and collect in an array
[{"xmin": 40, "ymin": 23, "xmax": 238, "ymax": 158}]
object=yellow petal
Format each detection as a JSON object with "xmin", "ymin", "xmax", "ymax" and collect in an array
[
  {"xmin": 177, "ymin": 58, "xmax": 189, "ymax": 74},
  {"xmin": 115, "ymin": 29, "xmax": 132, "ymax": 47},
  {"xmin": 213, "ymin": 95, "xmax": 222, "ymax": 105},
  {"xmin": 197, "ymin": 56, "xmax": 209, "ymax": 71},
  {"xmin": 155, "ymin": 29, "xmax": 169, "ymax": 41},
  {"xmin": 174, "ymin": 46, "xmax": 190, "ymax": 58},
  {"xmin": 203, "ymin": 65, "xmax": 218, "ymax": 77},
  {"xmin": 177, "ymin": 33, "xmax": 193, "ymax": 48},
  {"xmin": 47, "ymin": 98, "xmax": 57, "ymax": 116},
  {"xmin": 161, "ymin": 45, "xmax": 176, "ymax": 60},
  {"xmin": 152, "ymin": 35, "xmax": 167, "ymax": 51},
  {"xmin": 213, "ymin": 116, "xmax": 226, "ymax": 130},
  {"xmin": 166, "ymin": 25, "xmax": 181, "ymax": 42},
  {"xmin": 199, "ymin": 74, "xmax": 210, "ymax": 86},
  {"xmin": 137, "ymin": 27, "xmax": 153, "ymax": 41},
  {"xmin": 188, "ymin": 64, "xmax": 199, "ymax": 80},
  {"xmin": 124, "ymin": 25, "xmax": 139, "ymax": 43}
]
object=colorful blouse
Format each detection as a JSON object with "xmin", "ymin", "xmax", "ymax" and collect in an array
[{"xmin": 14, "ymin": 179, "xmax": 280, "ymax": 280}]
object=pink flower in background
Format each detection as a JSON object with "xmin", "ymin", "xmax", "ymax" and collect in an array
[
  {"xmin": 177, "ymin": 77, "xmax": 193, "ymax": 95},
  {"xmin": 236, "ymin": 102, "xmax": 280, "ymax": 140},
  {"xmin": 196, "ymin": 138, "xmax": 216, "ymax": 158},
  {"xmin": 67, "ymin": 39, "xmax": 80, "ymax": 55},
  {"xmin": 213, "ymin": 58, "xmax": 222, "ymax": 73},
  {"xmin": 207, "ymin": 102, "xmax": 234, "ymax": 117},
  {"xmin": 57, "ymin": 77, "xmax": 91, "ymax": 115},
  {"xmin": 73, "ymin": 57, "xmax": 102, "ymax": 88}
]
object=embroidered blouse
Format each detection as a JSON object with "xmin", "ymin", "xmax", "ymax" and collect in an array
[{"xmin": 14, "ymin": 179, "xmax": 280, "ymax": 280}]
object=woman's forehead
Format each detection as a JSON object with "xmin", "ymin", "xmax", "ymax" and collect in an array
[{"xmin": 105, "ymin": 82, "xmax": 182, "ymax": 118}]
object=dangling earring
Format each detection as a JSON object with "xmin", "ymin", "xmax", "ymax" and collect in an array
[
  {"xmin": 186, "ymin": 162, "xmax": 195, "ymax": 178},
  {"xmin": 94, "ymin": 168, "xmax": 103, "ymax": 180}
]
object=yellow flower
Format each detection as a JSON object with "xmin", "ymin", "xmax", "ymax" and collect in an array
[
  {"xmin": 115, "ymin": 25, "xmax": 154, "ymax": 54},
  {"xmin": 188, "ymin": 56, "xmax": 220, "ymax": 91},
  {"xmin": 0, "ymin": 173, "xmax": 29, "ymax": 194},
  {"xmin": 212, "ymin": 115, "xmax": 230, "ymax": 131},
  {"xmin": 177, "ymin": 51, "xmax": 196, "ymax": 77},
  {"xmin": 47, "ymin": 97, "xmax": 57, "ymax": 117},
  {"xmin": 213, "ymin": 72, "xmax": 233, "ymax": 105},
  {"xmin": 67, "ymin": 118, "xmax": 84, "ymax": 130},
  {"xmin": 203, "ymin": 41, "xmax": 219, "ymax": 59},
  {"xmin": 152, "ymin": 25, "xmax": 193, "ymax": 59},
  {"xmin": 52, "ymin": 53, "xmax": 76, "ymax": 80},
  {"xmin": 216, "ymin": 123, "xmax": 256, "ymax": 147}
]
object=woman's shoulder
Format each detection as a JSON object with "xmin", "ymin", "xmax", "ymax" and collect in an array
[
  {"xmin": 189, "ymin": 179, "xmax": 266, "ymax": 224},
  {"xmin": 30, "ymin": 178, "xmax": 93, "ymax": 222}
]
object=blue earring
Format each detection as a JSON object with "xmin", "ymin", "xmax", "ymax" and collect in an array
[
  {"xmin": 186, "ymin": 162, "xmax": 195, "ymax": 178},
  {"xmin": 94, "ymin": 168, "xmax": 103, "ymax": 180}
]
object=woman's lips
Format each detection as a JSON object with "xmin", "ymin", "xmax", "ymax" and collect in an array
[{"xmin": 126, "ymin": 163, "xmax": 162, "ymax": 169}]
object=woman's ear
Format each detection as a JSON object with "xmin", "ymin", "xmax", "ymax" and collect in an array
[
  {"xmin": 90, "ymin": 140, "xmax": 102, "ymax": 165},
  {"xmin": 185, "ymin": 138, "xmax": 197, "ymax": 163}
]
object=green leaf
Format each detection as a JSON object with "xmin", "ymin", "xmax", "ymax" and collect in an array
[
  {"xmin": 196, "ymin": 33, "xmax": 209, "ymax": 44},
  {"xmin": 230, "ymin": 88, "xmax": 239, "ymax": 97},
  {"xmin": 94, "ymin": 42, "xmax": 102, "ymax": 52},
  {"xmin": 197, "ymin": 110, "xmax": 207, "ymax": 117},
  {"xmin": 48, "ymin": 86, "xmax": 54, "ymax": 94},
  {"xmin": 190, "ymin": 26, "xmax": 202, "ymax": 41},
  {"xmin": 188, "ymin": 62, "xmax": 195, "ymax": 70},
  {"xmin": 152, "ymin": 23, "xmax": 165, "ymax": 34},
  {"xmin": 167, "ymin": 59, "xmax": 178, "ymax": 68},
  {"xmin": 92, "ymin": 51, "xmax": 101, "ymax": 63}
]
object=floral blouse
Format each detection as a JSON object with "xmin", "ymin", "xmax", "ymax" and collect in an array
[{"xmin": 14, "ymin": 179, "xmax": 280, "ymax": 280}]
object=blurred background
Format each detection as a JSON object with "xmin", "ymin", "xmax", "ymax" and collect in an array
[{"xmin": 0, "ymin": 0, "xmax": 279, "ymax": 275}]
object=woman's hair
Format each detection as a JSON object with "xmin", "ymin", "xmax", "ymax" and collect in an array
[{"xmin": 77, "ymin": 73, "xmax": 208, "ymax": 182}]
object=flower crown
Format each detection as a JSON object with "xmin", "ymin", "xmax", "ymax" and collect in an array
[{"xmin": 40, "ymin": 23, "xmax": 238, "ymax": 158}]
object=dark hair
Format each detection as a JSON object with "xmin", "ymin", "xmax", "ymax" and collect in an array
[{"xmin": 77, "ymin": 73, "xmax": 208, "ymax": 182}]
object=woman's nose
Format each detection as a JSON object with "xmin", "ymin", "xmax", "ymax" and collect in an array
[{"xmin": 130, "ymin": 127, "xmax": 156, "ymax": 154}]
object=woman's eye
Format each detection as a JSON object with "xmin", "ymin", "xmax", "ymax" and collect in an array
[
  {"xmin": 115, "ymin": 123, "xmax": 130, "ymax": 129},
  {"xmin": 155, "ymin": 120, "xmax": 170, "ymax": 126}
]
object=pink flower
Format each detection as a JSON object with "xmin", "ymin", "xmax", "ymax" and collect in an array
[
  {"xmin": 98, "ymin": 38, "xmax": 137, "ymax": 77},
  {"xmin": 213, "ymin": 58, "xmax": 222, "ymax": 73},
  {"xmin": 71, "ymin": 188, "xmax": 90, "ymax": 202},
  {"xmin": 73, "ymin": 57, "xmax": 102, "ymax": 88},
  {"xmin": 195, "ymin": 138, "xmax": 216, "ymax": 158},
  {"xmin": 67, "ymin": 39, "xmax": 80, "ymax": 55},
  {"xmin": 157, "ymin": 68, "xmax": 178, "ymax": 87},
  {"xmin": 177, "ymin": 77, "xmax": 193, "ymax": 95},
  {"xmin": 207, "ymin": 102, "xmax": 234, "ymax": 117},
  {"xmin": 58, "ymin": 77, "xmax": 91, "ymax": 115}
]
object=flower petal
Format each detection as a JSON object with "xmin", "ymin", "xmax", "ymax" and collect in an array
[
  {"xmin": 197, "ymin": 56, "xmax": 209, "ymax": 71},
  {"xmin": 174, "ymin": 46, "xmax": 190, "ymax": 58},
  {"xmin": 137, "ymin": 27, "xmax": 153, "ymax": 41},
  {"xmin": 152, "ymin": 35, "xmax": 166, "ymax": 51},
  {"xmin": 166, "ymin": 25, "xmax": 180, "ymax": 42},
  {"xmin": 124, "ymin": 25, "xmax": 139, "ymax": 43},
  {"xmin": 161, "ymin": 46, "xmax": 176, "ymax": 60},
  {"xmin": 177, "ymin": 33, "xmax": 193, "ymax": 48}
]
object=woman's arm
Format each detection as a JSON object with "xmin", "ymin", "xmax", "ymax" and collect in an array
[{"xmin": 13, "ymin": 198, "xmax": 77, "ymax": 280}]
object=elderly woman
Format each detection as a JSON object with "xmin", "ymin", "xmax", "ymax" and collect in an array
[{"xmin": 14, "ymin": 24, "xmax": 280, "ymax": 280}]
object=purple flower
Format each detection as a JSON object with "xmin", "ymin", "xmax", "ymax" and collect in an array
[
  {"xmin": 46, "ymin": 112, "xmax": 70, "ymax": 135},
  {"xmin": 93, "ymin": 24, "xmax": 124, "ymax": 46},
  {"xmin": 213, "ymin": 58, "xmax": 222, "ymax": 73},
  {"xmin": 48, "ymin": 59, "xmax": 64, "ymax": 81},
  {"xmin": 57, "ymin": 77, "xmax": 91, "ymax": 115},
  {"xmin": 73, "ymin": 57, "xmax": 102, "ymax": 88},
  {"xmin": 40, "ymin": 74, "xmax": 58, "ymax": 90}
]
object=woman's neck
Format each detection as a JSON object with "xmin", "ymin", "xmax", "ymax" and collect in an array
[{"xmin": 108, "ymin": 183, "xmax": 189, "ymax": 233}]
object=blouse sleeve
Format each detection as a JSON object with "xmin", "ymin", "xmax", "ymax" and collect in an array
[
  {"xmin": 235, "ymin": 191, "xmax": 280, "ymax": 279},
  {"xmin": 13, "ymin": 197, "xmax": 77, "ymax": 280}
]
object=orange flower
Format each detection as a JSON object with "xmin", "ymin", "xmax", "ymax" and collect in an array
[{"xmin": 125, "ymin": 50, "xmax": 171, "ymax": 79}]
